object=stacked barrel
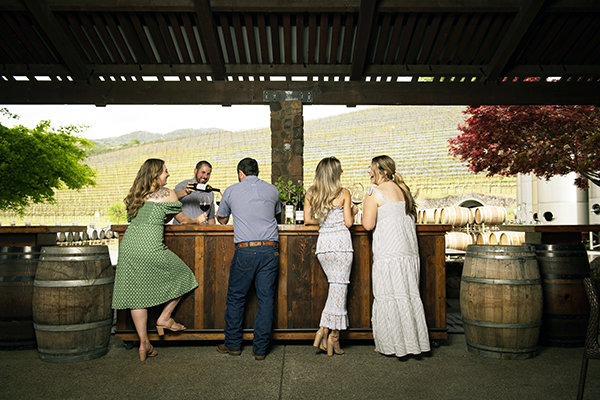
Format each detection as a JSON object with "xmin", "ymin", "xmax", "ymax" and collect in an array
[{"xmin": 417, "ymin": 205, "xmax": 525, "ymax": 251}]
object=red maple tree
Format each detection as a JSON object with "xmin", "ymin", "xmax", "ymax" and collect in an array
[{"xmin": 448, "ymin": 106, "xmax": 600, "ymax": 188}]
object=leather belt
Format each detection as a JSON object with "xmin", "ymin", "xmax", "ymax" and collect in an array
[{"xmin": 236, "ymin": 241, "xmax": 278, "ymax": 248}]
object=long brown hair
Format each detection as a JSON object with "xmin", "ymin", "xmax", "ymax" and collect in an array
[
  {"xmin": 306, "ymin": 157, "xmax": 343, "ymax": 222},
  {"xmin": 124, "ymin": 158, "xmax": 164, "ymax": 219},
  {"xmin": 371, "ymin": 155, "xmax": 417, "ymax": 219}
]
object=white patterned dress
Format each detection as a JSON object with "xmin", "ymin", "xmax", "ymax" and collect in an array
[
  {"xmin": 315, "ymin": 195, "xmax": 353, "ymax": 330},
  {"xmin": 369, "ymin": 187, "xmax": 430, "ymax": 356}
]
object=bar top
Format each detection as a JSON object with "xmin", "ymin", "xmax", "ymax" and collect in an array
[
  {"xmin": 111, "ymin": 224, "xmax": 452, "ymax": 234},
  {"xmin": 499, "ymin": 224, "xmax": 600, "ymax": 233},
  {"xmin": 0, "ymin": 226, "xmax": 87, "ymax": 233}
]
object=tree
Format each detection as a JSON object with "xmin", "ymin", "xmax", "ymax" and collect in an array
[
  {"xmin": 0, "ymin": 111, "xmax": 96, "ymax": 215},
  {"xmin": 448, "ymin": 106, "xmax": 600, "ymax": 188},
  {"xmin": 107, "ymin": 201, "xmax": 127, "ymax": 224}
]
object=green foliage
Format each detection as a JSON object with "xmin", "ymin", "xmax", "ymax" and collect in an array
[
  {"xmin": 0, "ymin": 119, "xmax": 96, "ymax": 215},
  {"xmin": 107, "ymin": 201, "xmax": 127, "ymax": 224},
  {"xmin": 128, "ymin": 138, "xmax": 141, "ymax": 146},
  {"xmin": 449, "ymin": 105, "xmax": 600, "ymax": 188},
  {"xmin": 274, "ymin": 177, "xmax": 305, "ymax": 203}
]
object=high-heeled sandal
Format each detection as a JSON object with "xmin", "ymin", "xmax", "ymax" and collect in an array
[
  {"xmin": 313, "ymin": 327, "xmax": 328, "ymax": 351},
  {"xmin": 156, "ymin": 318, "xmax": 186, "ymax": 336},
  {"xmin": 327, "ymin": 333, "xmax": 344, "ymax": 356},
  {"xmin": 139, "ymin": 344, "xmax": 158, "ymax": 362}
]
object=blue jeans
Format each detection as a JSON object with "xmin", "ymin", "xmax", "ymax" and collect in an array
[{"xmin": 224, "ymin": 245, "xmax": 279, "ymax": 355}]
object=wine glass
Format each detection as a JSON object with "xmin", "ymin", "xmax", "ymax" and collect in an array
[
  {"xmin": 350, "ymin": 183, "xmax": 365, "ymax": 206},
  {"xmin": 199, "ymin": 200, "xmax": 211, "ymax": 223},
  {"xmin": 350, "ymin": 183, "xmax": 364, "ymax": 224},
  {"xmin": 214, "ymin": 191, "xmax": 222, "ymax": 207}
]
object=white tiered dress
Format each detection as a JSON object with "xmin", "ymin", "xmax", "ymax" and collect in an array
[
  {"xmin": 369, "ymin": 187, "xmax": 430, "ymax": 357},
  {"xmin": 314, "ymin": 195, "xmax": 353, "ymax": 330}
]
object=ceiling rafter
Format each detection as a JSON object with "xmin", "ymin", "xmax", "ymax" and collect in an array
[
  {"xmin": 350, "ymin": 0, "xmax": 379, "ymax": 81},
  {"xmin": 485, "ymin": 0, "xmax": 547, "ymax": 82},
  {"xmin": 193, "ymin": 0, "xmax": 225, "ymax": 80},
  {"xmin": 22, "ymin": 0, "xmax": 90, "ymax": 82}
]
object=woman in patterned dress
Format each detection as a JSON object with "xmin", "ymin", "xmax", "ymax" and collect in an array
[
  {"xmin": 362, "ymin": 155, "xmax": 430, "ymax": 358},
  {"xmin": 304, "ymin": 157, "xmax": 358, "ymax": 356},
  {"xmin": 112, "ymin": 159, "xmax": 206, "ymax": 361}
]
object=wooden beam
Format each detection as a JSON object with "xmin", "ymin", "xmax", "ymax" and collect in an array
[
  {"xmin": 350, "ymin": 0, "xmax": 378, "ymax": 81},
  {"xmin": 2, "ymin": 80, "xmax": 599, "ymax": 105},
  {"xmin": 194, "ymin": 0, "xmax": 225, "ymax": 80},
  {"xmin": 22, "ymin": 0, "xmax": 90, "ymax": 82},
  {"xmin": 485, "ymin": 0, "xmax": 547, "ymax": 82},
  {"xmin": 3, "ymin": 0, "xmax": 598, "ymax": 13}
]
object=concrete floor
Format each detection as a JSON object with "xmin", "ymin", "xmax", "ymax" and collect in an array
[{"xmin": 2, "ymin": 333, "xmax": 598, "ymax": 400}]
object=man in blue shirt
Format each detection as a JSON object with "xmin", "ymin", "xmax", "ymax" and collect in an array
[{"xmin": 216, "ymin": 158, "xmax": 281, "ymax": 360}]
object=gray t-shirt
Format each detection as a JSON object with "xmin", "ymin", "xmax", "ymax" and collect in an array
[
  {"xmin": 217, "ymin": 175, "xmax": 281, "ymax": 243},
  {"xmin": 173, "ymin": 178, "xmax": 215, "ymax": 224}
]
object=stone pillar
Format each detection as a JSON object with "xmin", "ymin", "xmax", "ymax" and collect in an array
[{"xmin": 270, "ymin": 100, "xmax": 303, "ymax": 185}]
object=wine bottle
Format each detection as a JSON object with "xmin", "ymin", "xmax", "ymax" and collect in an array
[
  {"xmin": 195, "ymin": 183, "xmax": 221, "ymax": 192},
  {"xmin": 284, "ymin": 203, "xmax": 295, "ymax": 224},
  {"xmin": 295, "ymin": 191, "xmax": 304, "ymax": 224}
]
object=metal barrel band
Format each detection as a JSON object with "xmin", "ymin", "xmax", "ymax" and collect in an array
[
  {"xmin": 466, "ymin": 253, "xmax": 537, "ymax": 260},
  {"xmin": 544, "ymin": 313, "xmax": 589, "ymax": 320},
  {"xmin": 33, "ymin": 319, "xmax": 112, "ymax": 332},
  {"xmin": 0, "ymin": 275, "xmax": 35, "ymax": 282},
  {"xmin": 466, "ymin": 340, "xmax": 537, "ymax": 354},
  {"xmin": 34, "ymin": 276, "xmax": 114, "ymax": 287},
  {"xmin": 541, "ymin": 273, "xmax": 590, "ymax": 279},
  {"xmin": 462, "ymin": 317, "xmax": 541, "ymax": 329},
  {"xmin": 461, "ymin": 276, "xmax": 541, "ymax": 286},
  {"xmin": 39, "ymin": 255, "xmax": 109, "ymax": 261},
  {"xmin": 37, "ymin": 345, "xmax": 108, "ymax": 355}
]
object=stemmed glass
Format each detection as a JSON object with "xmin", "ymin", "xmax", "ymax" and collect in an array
[
  {"xmin": 350, "ymin": 183, "xmax": 364, "ymax": 224},
  {"xmin": 199, "ymin": 200, "xmax": 211, "ymax": 222}
]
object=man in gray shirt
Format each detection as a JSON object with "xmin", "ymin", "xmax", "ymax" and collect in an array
[
  {"xmin": 173, "ymin": 160, "xmax": 215, "ymax": 224},
  {"xmin": 216, "ymin": 157, "xmax": 281, "ymax": 360}
]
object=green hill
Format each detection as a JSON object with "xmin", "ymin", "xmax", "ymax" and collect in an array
[{"xmin": 0, "ymin": 106, "xmax": 515, "ymax": 226}]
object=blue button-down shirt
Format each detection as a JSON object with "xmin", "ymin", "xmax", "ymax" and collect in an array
[{"xmin": 217, "ymin": 175, "xmax": 281, "ymax": 243}]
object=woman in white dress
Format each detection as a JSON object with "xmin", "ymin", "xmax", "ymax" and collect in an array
[
  {"xmin": 305, "ymin": 157, "xmax": 358, "ymax": 356},
  {"xmin": 361, "ymin": 155, "xmax": 430, "ymax": 358}
]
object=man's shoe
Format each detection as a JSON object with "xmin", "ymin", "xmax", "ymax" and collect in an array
[
  {"xmin": 251, "ymin": 350, "xmax": 266, "ymax": 361},
  {"xmin": 216, "ymin": 343, "xmax": 241, "ymax": 356}
]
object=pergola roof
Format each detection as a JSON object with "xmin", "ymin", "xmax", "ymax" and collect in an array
[{"xmin": 1, "ymin": 0, "xmax": 599, "ymax": 105}]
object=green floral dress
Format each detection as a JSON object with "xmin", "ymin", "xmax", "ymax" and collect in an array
[{"xmin": 112, "ymin": 201, "xmax": 198, "ymax": 309}]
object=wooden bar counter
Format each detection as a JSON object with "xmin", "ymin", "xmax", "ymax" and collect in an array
[{"xmin": 111, "ymin": 224, "xmax": 450, "ymax": 343}]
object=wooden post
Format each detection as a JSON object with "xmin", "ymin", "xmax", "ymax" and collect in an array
[{"xmin": 270, "ymin": 100, "xmax": 303, "ymax": 185}]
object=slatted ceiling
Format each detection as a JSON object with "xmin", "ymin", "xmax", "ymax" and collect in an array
[
  {"xmin": 1, "ymin": 2, "xmax": 600, "ymax": 104},
  {"xmin": 551, "ymin": 16, "xmax": 590, "ymax": 64}
]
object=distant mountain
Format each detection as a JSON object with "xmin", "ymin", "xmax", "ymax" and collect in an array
[{"xmin": 92, "ymin": 127, "xmax": 228, "ymax": 147}]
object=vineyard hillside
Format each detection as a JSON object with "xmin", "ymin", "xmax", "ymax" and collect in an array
[{"xmin": 1, "ymin": 106, "xmax": 516, "ymax": 226}]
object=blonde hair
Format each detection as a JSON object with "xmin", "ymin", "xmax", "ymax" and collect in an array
[
  {"xmin": 371, "ymin": 155, "xmax": 417, "ymax": 219},
  {"xmin": 124, "ymin": 158, "xmax": 164, "ymax": 219},
  {"xmin": 307, "ymin": 157, "xmax": 343, "ymax": 222}
]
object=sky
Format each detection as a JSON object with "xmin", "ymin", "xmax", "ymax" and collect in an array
[{"xmin": 1, "ymin": 104, "xmax": 371, "ymax": 140}]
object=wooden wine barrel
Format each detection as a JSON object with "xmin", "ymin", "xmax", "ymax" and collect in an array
[
  {"xmin": 33, "ymin": 246, "xmax": 114, "ymax": 362},
  {"xmin": 440, "ymin": 206, "xmax": 473, "ymax": 226},
  {"xmin": 499, "ymin": 231, "xmax": 526, "ymax": 246},
  {"xmin": 433, "ymin": 208, "xmax": 442, "ymax": 224},
  {"xmin": 422, "ymin": 209, "xmax": 436, "ymax": 224},
  {"xmin": 0, "ymin": 246, "xmax": 41, "ymax": 349},
  {"xmin": 475, "ymin": 231, "xmax": 492, "ymax": 245},
  {"xmin": 534, "ymin": 244, "xmax": 590, "ymax": 346},
  {"xmin": 461, "ymin": 245, "xmax": 543, "ymax": 359},
  {"xmin": 488, "ymin": 231, "xmax": 501, "ymax": 245},
  {"xmin": 445, "ymin": 232, "xmax": 473, "ymax": 251},
  {"xmin": 474, "ymin": 206, "xmax": 507, "ymax": 225}
]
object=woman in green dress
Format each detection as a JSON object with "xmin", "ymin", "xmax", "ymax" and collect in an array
[{"xmin": 112, "ymin": 158, "xmax": 206, "ymax": 361}]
